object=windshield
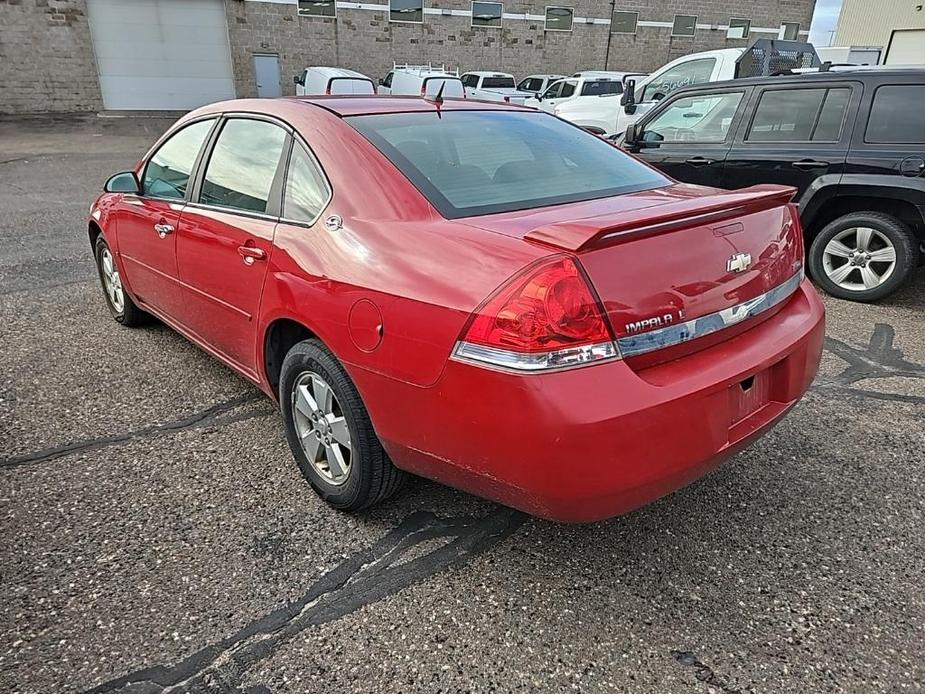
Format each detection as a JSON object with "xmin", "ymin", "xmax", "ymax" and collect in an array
[{"xmin": 346, "ymin": 110, "xmax": 669, "ymax": 218}]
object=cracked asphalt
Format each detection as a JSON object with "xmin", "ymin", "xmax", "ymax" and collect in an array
[{"xmin": 1, "ymin": 114, "xmax": 924, "ymax": 693}]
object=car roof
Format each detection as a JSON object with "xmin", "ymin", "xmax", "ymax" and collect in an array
[
  {"xmin": 670, "ymin": 66, "xmax": 925, "ymax": 94},
  {"xmin": 285, "ymin": 95, "xmax": 533, "ymax": 116},
  {"xmin": 464, "ymin": 71, "xmax": 514, "ymax": 77},
  {"xmin": 304, "ymin": 67, "xmax": 370, "ymax": 79}
]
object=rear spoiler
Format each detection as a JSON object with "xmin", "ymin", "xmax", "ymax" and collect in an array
[{"xmin": 524, "ymin": 185, "xmax": 796, "ymax": 252}]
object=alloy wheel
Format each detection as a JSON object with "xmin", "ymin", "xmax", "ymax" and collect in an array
[
  {"xmin": 291, "ymin": 371, "xmax": 352, "ymax": 485},
  {"xmin": 822, "ymin": 227, "xmax": 897, "ymax": 292},
  {"xmin": 100, "ymin": 247, "xmax": 125, "ymax": 313}
]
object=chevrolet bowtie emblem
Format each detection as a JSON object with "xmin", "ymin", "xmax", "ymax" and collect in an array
[{"xmin": 727, "ymin": 252, "xmax": 752, "ymax": 273}]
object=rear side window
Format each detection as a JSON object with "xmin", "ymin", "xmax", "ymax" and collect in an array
[
  {"xmin": 581, "ymin": 80, "xmax": 622, "ymax": 96},
  {"xmin": 866, "ymin": 85, "xmax": 925, "ymax": 144},
  {"xmin": 747, "ymin": 88, "xmax": 850, "ymax": 142},
  {"xmin": 346, "ymin": 110, "xmax": 668, "ymax": 218},
  {"xmin": 284, "ymin": 142, "xmax": 331, "ymax": 224},
  {"xmin": 199, "ymin": 119, "xmax": 287, "ymax": 214},
  {"xmin": 143, "ymin": 119, "xmax": 215, "ymax": 199}
]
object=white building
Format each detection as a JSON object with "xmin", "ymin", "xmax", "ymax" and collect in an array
[{"xmin": 834, "ymin": 0, "xmax": 925, "ymax": 64}]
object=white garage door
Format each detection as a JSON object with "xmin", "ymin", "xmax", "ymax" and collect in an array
[
  {"xmin": 87, "ymin": 0, "xmax": 236, "ymax": 110},
  {"xmin": 886, "ymin": 29, "xmax": 925, "ymax": 65}
]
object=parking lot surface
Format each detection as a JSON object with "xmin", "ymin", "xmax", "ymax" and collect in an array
[{"xmin": 1, "ymin": 114, "xmax": 924, "ymax": 693}]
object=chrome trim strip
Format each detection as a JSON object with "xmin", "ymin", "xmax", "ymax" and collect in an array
[
  {"xmin": 452, "ymin": 341, "xmax": 619, "ymax": 372},
  {"xmin": 616, "ymin": 271, "xmax": 803, "ymax": 359}
]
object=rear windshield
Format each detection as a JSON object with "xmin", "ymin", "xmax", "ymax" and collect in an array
[
  {"xmin": 346, "ymin": 110, "xmax": 668, "ymax": 218},
  {"xmin": 581, "ymin": 80, "xmax": 623, "ymax": 96},
  {"xmin": 422, "ymin": 77, "xmax": 465, "ymax": 98},
  {"xmin": 482, "ymin": 77, "xmax": 516, "ymax": 89},
  {"xmin": 328, "ymin": 77, "xmax": 375, "ymax": 95}
]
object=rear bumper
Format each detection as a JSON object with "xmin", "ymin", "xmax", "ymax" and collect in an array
[{"xmin": 354, "ymin": 280, "xmax": 825, "ymax": 522}]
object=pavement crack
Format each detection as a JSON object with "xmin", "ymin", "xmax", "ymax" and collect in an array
[
  {"xmin": 0, "ymin": 393, "xmax": 265, "ymax": 469},
  {"xmin": 84, "ymin": 508, "xmax": 527, "ymax": 693},
  {"xmin": 671, "ymin": 650, "xmax": 745, "ymax": 694}
]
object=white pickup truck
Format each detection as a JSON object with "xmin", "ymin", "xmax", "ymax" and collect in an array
[
  {"xmin": 460, "ymin": 72, "xmax": 528, "ymax": 104},
  {"xmin": 524, "ymin": 72, "xmax": 636, "ymax": 133}
]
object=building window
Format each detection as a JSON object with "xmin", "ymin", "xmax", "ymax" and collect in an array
[
  {"xmin": 779, "ymin": 22, "xmax": 800, "ymax": 40},
  {"xmin": 390, "ymin": 0, "xmax": 423, "ymax": 23},
  {"xmin": 472, "ymin": 1, "xmax": 502, "ymax": 28},
  {"xmin": 298, "ymin": 0, "xmax": 336, "ymax": 17},
  {"xmin": 727, "ymin": 17, "xmax": 750, "ymax": 39},
  {"xmin": 671, "ymin": 14, "xmax": 696, "ymax": 37},
  {"xmin": 545, "ymin": 7, "xmax": 573, "ymax": 32},
  {"xmin": 611, "ymin": 10, "xmax": 638, "ymax": 34}
]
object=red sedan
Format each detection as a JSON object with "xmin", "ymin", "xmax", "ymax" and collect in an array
[{"xmin": 89, "ymin": 96, "xmax": 824, "ymax": 522}]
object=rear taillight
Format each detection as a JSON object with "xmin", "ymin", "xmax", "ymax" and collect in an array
[{"xmin": 453, "ymin": 256, "xmax": 618, "ymax": 371}]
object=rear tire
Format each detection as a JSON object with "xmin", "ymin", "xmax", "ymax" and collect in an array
[
  {"xmin": 808, "ymin": 212, "xmax": 918, "ymax": 302},
  {"xmin": 280, "ymin": 339, "xmax": 406, "ymax": 511},
  {"xmin": 94, "ymin": 235, "xmax": 148, "ymax": 326}
]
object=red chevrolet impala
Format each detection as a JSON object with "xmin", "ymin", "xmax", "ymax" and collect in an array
[{"xmin": 88, "ymin": 96, "xmax": 824, "ymax": 522}]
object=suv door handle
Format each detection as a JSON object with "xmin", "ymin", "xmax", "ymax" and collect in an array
[
  {"xmin": 792, "ymin": 160, "xmax": 829, "ymax": 170},
  {"xmin": 238, "ymin": 245, "xmax": 267, "ymax": 265},
  {"xmin": 685, "ymin": 156, "xmax": 715, "ymax": 166},
  {"xmin": 154, "ymin": 223, "xmax": 174, "ymax": 237}
]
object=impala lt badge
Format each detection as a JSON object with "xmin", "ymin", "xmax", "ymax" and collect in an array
[{"xmin": 727, "ymin": 252, "xmax": 752, "ymax": 273}]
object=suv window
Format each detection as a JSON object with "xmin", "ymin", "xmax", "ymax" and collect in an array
[
  {"xmin": 142, "ymin": 119, "xmax": 215, "ymax": 199},
  {"xmin": 581, "ymin": 80, "xmax": 622, "ymax": 96},
  {"xmin": 866, "ymin": 85, "xmax": 925, "ymax": 144},
  {"xmin": 643, "ymin": 92, "xmax": 743, "ymax": 144},
  {"xmin": 347, "ymin": 110, "xmax": 668, "ymax": 218},
  {"xmin": 284, "ymin": 142, "xmax": 331, "ymax": 223},
  {"xmin": 199, "ymin": 119, "xmax": 287, "ymax": 214},
  {"xmin": 642, "ymin": 58, "xmax": 715, "ymax": 102},
  {"xmin": 748, "ymin": 88, "xmax": 850, "ymax": 142}
]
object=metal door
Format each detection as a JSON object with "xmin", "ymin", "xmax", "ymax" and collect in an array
[{"xmin": 254, "ymin": 54, "xmax": 282, "ymax": 98}]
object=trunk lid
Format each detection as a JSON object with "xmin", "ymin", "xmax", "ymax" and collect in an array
[{"xmin": 473, "ymin": 184, "xmax": 804, "ymax": 367}]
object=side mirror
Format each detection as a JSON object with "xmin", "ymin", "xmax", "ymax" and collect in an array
[
  {"xmin": 104, "ymin": 171, "xmax": 140, "ymax": 194},
  {"xmin": 293, "ymin": 75, "xmax": 301, "ymax": 85},
  {"xmin": 624, "ymin": 123, "xmax": 644, "ymax": 148},
  {"xmin": 378, "ymin": 78, "xmax": 385, "ymax": 86},
  {"xmin": 621, "ymin": 79, "xmax": 636, "ymax": 114}
]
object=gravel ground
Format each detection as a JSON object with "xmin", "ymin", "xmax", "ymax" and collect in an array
[{"xmin": 1, "ymin": 114, "xmax": 923, "ymax": 694}]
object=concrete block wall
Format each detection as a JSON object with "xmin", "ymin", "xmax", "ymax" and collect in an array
[{"xmin": 0, "ymin": 0, "xmax": 102, "ymax": 114}]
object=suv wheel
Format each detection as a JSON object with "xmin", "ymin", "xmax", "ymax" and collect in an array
[
  {"xmin": 279, "ymin": 339, "xmax": 406, "ymax": 511},
  {"xmin": 808, "ymin": 212, "xmax": 919, "ymax": 302}
]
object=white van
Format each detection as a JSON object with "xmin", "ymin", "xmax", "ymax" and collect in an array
[
  {"xmin": 293, "ymin": 67, "xmax": 376, "ymax": 96},
  {"xmin": 378, "ymin": 64, "xmax": 465, "ymax": 98}
]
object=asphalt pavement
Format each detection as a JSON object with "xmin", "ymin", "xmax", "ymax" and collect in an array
[{"xmin": 1, "ymin": 114, "xmax": 923, "ymax": 693}]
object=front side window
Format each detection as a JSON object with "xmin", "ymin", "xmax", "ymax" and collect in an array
[
  {"xmin": 581, "ymin": 80, "xmax": 622, "ymax": 96},
  {"xmin": 866, "ymin": 85, "xmax": 925, "ymax": 144},
  {"xmin": 390, "ymin": 0, "xmax": 422, "ymax": 23},
  {"xmin": 611, "ymin": 10, "xmax": 638, "ymax": 34},
  {"xmin": 462, "ymin": 74, "xmax": 480, "ymax": 88},
  {"xmin": 199, "ymin": 119, "xmax": 287, "ymax": 214},
  {"xmin": 382, "ymin": 72, "xmax": 394, "ymax": 88},
  {"xmin": 545, "ymin": 6, "xmax": 573, "ymax": 31},
  {"xmin": 727, "ymin": 17, "xmax": 750, "ymax": 39},
  {"xmin": 672, "ymin": 14, "xmax": 697, "ymax": 37},
  {"xmin": 298, "ymin": 0, "xmax": 335, "ymax": 17},
  {"xmin": 748, "ymin": 88, "xmax": 850, "ymax": 143},
  {"xmin": 518, "ymin": 77, "xmax": 543, "ymax": 92},
  {"xmin": 541, "ymin": 80, "xmax": 564, "ymax": 99},
  {"xmin": 472, "ymin": 1, "xmax": 502, "ymax": 28},
  {"xmin": 779, "ymin": 22, "xmax": 800, "ymax": 40},
  {"xmin": 559, "ymin": 80, "xmax": 577, "ymax": 98},
  {"xmin": 643, "ymin": 92, "xmax": 743, "ymax": 144},
  {"xmin": 142, "ymin": 119, "xmax": 215, "ymax": 199},
  {"xmin": 346, "ymin": 110, "xmax": 669, "ymax": 218},
  {"xmin": 284, "ymin": 142, "xmax": 331, "ymax": 223},
  {"xmin": 642, "ymin": 57, "xmax": 715, "ymax": 102}
]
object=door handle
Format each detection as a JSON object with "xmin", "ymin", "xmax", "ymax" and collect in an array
[
  {"xmin": 238, "ymin": 245, "xmax": 267, "ymax": 265},
  {"xmin": 154, "ymin": 223, "xmax": 174, "ymax": 237},
  {"xmin": 792, "ymin": 160, "xmax": 829, "ymax": 170},
  {"xmin": 685, "ymin": 156, "xmax": 715, "ymax": 166}
]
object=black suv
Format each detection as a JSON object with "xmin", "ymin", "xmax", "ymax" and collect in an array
[{"xmin": 621, "ymin": 69, "xmax": 925, "ymax": 302}]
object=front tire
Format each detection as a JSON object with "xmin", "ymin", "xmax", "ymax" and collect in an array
[
  {"xmin": 280, "ymin": 339, "xmax": 406, "ymax": 511},
  {"xmin": 808, "ymin": 212, "xmax": 918, "ymax": 302},
  {"xmin": 94, "ymin": 235, "xmax": 148, "ymax": 326}
]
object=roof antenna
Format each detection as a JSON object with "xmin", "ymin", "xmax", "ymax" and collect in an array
[{"xmin": 429, "ymin": 80, "xmax": 445, "ymax": 108}]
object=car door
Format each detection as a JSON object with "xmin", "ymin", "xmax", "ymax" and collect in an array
[
  {"xmin": 628, "ymin": 88, "xmax": 748, "ymax": 186},
  {"xmin": 847, "ymin": 78, "xmax": 925, "ymax": 179},
  {"xmin": 378, "ymin": 71, "xmax": 393, "ymax": 95},
  {"xmin": 116, "ymin": 118, "xmax": 217, "ymax": 321},
  {"xmin": 721, "ymin": 82, "xmax": 860, "ymax": 197},
  {"xmin": 536, "ymin": 79, "xmax": 570, "ymax": 113},
  {"xmin": 175, "ymin": 116, "xmax": 289, "ymax": 375}
]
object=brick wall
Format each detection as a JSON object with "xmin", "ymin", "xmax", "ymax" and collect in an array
[
  {"xmin": 0, "ymin": 0, "xmax": 102, "ymax": 114},
  {"xmin": 225, "ymin": 0, "xmax": 816, "ymax": 98}
]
